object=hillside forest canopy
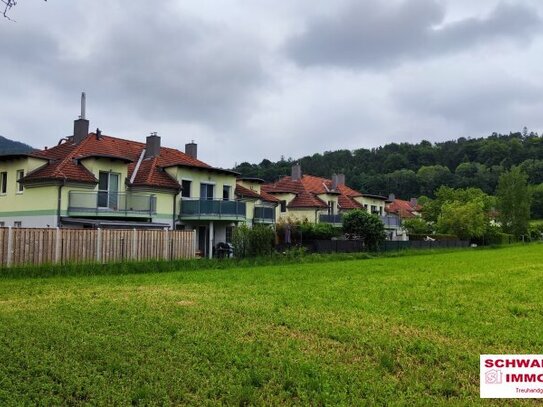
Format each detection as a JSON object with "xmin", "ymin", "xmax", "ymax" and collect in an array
[{"xmin": 234, "ymin": 130, "xmax": 543, "ymax": 201}]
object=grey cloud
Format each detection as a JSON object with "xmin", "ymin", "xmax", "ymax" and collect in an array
[
  {"xmin": 286, "ymin": 0, "xmax": 542, "ymax": 69},
  {"xmin": 0, "ymin": 0, "xmax": 268, "ymax": 127},
  {"xmin": 392, "ymin": 65, "xmax": 543, "ymax": 133}
]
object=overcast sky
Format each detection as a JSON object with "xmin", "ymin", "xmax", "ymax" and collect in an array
[{"xmin": 1, "ymin": 0, "xmax": 542, "ymax": 168}]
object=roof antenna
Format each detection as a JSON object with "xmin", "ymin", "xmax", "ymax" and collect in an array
[{"xmin": 80, "ymin": 92, "xmax": 86, "ymax": 120}]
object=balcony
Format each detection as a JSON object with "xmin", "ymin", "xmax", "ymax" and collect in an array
[
  {"xmin": 254, "ymin": 206, "xmax": 275, "ymax": 224},
  {"xmin": 67, "ymin": 191, "xmax": 157, "ymax": 218},
  {"xmin": 179, "ymin": 198, "xmax": 246, "ymax": 221},
  {"xmin": 319, "ymin": 214, "xmax": 343, "ymax": 225}
]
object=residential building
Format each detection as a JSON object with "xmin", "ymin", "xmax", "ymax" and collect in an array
[
  {"xmin": 0, "ymin": 102, "xmax": 248, "ymax": 258},
  {"xmin": 235, "ymin": 177, "xmax": 279, "ymax": 226},
  {"xmin": 386, "ymin": 194, "xmax": 422, "ymax": 218},
  {"xmin": 261, "ymin": 164, "xmax": 387, "ymax": 226}
]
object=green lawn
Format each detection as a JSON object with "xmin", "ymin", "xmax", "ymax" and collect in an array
[{"xmin": 1, "ymin": 246, "xmax": 542, "ymax": 406}]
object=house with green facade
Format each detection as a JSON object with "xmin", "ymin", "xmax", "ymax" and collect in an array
[
  {"xmin": 261, "ymin": 164, "xmax": 388, "ymax": 226},
  {"xmin": 0, "ymin": 109, "xmax": 276, "ymax": 258}
]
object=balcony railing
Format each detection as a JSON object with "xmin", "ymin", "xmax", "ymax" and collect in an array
[
  {"xmin": 381, "ymin": 215, "xmax": 401, "ymax": 228},
  {"xmin": 254, "ymin": 206, "xmax": 275, "ymax": 224},
  {"xmin": 68, "ymin": 191, "xmax": 157, "ymax": 217},
  {"xmin": 179, "ymin": 198, "xmax": 246, "ymax": 220},
  {"xmin": 319, "ymin": 214, "xmax": 343, "ymax": 225}
]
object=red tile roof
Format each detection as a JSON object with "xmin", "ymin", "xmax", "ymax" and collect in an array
[
  {"xmin": 235, "ymin": 184, "xmax": 280, "ymax": 204},
  {"xmin": 262, "ymin": 174, "xmax": 362, "ymax": 209},
  {"xmin": 259, "ymin": 190, "xmax": 280, "ymax": 203},
  {"xmin": 235, "ymin": 184, "xmax": 261, "ymax": 199},
  {"xmin": 386, "ymin": 199, "xmax": 422, "ymax": 218},
  {"xmin": 288, "ymin": 190, "xmax": 328, "ymax": 208},
  {"xmin": 23, "ymin": 133, "xmax": 226, "ymax": 190}
]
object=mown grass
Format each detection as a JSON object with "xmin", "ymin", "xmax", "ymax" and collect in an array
[{"xmin": 0, "ymin": 244, "xmax": 542, "ymax": 405}]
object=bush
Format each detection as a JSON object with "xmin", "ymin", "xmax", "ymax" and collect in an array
[
  {"xmin": 299, "ymin": 223, "xmax": 342, "ymax": 240},
  {"xmin": 402, "ymin": 218, "xmax": 433, "ymax": 235},
  {"xmin": 529, "ymin": 223, "xmax": 543, "ymax": 241},
  {"xmin": 232, "ymin": 224, "xmax": 275, "ymax": 258},
  {"xmin": 342, "ymin": 209, "xmax": 386, "ymax": 250}
]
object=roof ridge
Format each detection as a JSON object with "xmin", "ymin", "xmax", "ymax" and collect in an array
[{"xmin": 51, "ymin": 135, "xmax": 92, "ymax": 179}]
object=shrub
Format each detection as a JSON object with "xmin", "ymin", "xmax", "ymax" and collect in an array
[
  {"xmin": 232, "ymin": 224, "xmax": 275, "ymax": 258},
  {"xmin": 402, "ymin": 218, "xmax": 433, "ymax": 235},
  {"xmin": 232, "ymin": 224, "xmax": 250, "ymax": 258},
  {"xmin": 342, "ymin": 209, "xmax": 386, "ymax": 250},
  {"xmin": 248, "ymin": 225, "xmax": 275, "ymax": 257},
  {"xmin": 299, "ymin": 223, "xmax": 342, "ymax": 240}
]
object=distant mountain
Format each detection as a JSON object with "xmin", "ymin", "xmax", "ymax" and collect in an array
[{"xmin": 0, "ymin": 135, "xmax": 34, "ymax": 155}]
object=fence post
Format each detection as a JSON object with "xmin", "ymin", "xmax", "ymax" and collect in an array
[
  {"xmin": 54, "ymin": 227, "xmax": 61, "ymax": 264},
  {"xmin": 96, "ymin": 228, "xmax": 102, "ymax": 263},
  {"xmin": 192, "ymin": 229, "xmax": 197, "ymax": 258},
  {"xmin": 6, "ymin": 226, "xmax": 13, "ymax": 267},
  {"xmin": 163, "ymin": 228, "xmax": 169, "ymax": 260},
  {"xmin": 132, "ymin": 228, "xmax": 137, "ymax": 260}
]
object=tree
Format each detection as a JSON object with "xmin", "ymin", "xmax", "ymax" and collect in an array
[
  {"xmin": 497, "ymin": 167, "xmax": 532, "ymax": 238},
  {"xmin": 402, "ymin": 217, "xmax": 433, "ymax": 235},
  {"xmin": 417, "ymin": 165, "xmax": 454, "ymax": 197},
  {"xmin": 342, "ymin": 209, "xmax": 386, "ymax": 250},
  {"xmin": 2, "ymin": 0, "xmax": 47, "ymax": 21},
  {"xmin": 530, "ymin": 184, "xmax": 543, "ymax": 220},
  {"xmin": 436, "ymin": 200, "xmax": 487, "ymax": 241}
]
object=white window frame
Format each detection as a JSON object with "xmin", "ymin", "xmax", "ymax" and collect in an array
[
  {"xmin": 16, "ymin": 169, "xmax": 24, "ymax": 194},
  {"xmin": 222, "ymin": 185, "xmax": 232, "ymax": 201},
  {"xmin": 0, "ymin": 172, "xmax": 7, "ymax": 195},
  {"xmin": 200, "ymin": 182, "xmax": 215, "ymax": 200}
]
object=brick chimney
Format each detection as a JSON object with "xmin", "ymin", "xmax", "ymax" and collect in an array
[
  {"xmin": 291, "ymin": 163, "xmax": 302, "ymax": 181},
  {"xmin": 144, "ymin": 133, "xmax": 161, "ymax": 158},
  {"xmin": 331, "ymin": 173, "xmax": 338, "ymax": 190},
  {"xmin": 185, "ymin": 141, "xmax": 197, "ymax": 159},
  {"xmin": 73, "ymin": 92, "xmax": 89, "ymax": 145},
  {"xmin": 388, "ymin": 193, "xmax": 396, "ymax": 202},
  {"xmin": 410, "ymin": 197, "xmax": 418, "ymax": 207}
]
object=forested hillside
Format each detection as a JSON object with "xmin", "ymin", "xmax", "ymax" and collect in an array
[
  {"xmin": 0, "ymin": 135, "xmax": 33, "ymax": 155},
  {"xmin": 234, "ymin": 130, "xmax": 543, "ymax": 198}
]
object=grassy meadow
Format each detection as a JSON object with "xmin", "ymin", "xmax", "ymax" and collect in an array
[{"xmin": 0, "ymin": 245, "xmax": 542, "ymax": 405}]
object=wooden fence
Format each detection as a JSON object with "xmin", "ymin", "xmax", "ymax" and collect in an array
[{"xmin": 0, "ymin": 227, "xmax": 196, "ymax": 268}]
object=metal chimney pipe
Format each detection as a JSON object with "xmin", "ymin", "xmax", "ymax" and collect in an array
[{"xmin": 81, "ymin": 92, "xmax": 86, "ymax": 120}]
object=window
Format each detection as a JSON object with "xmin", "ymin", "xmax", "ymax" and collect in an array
[
  {"xmin": 13, "ymin": 221, "xmax": 22, "ymax": 228},
  {"xmin": 0, "ymin": 172, "xmax": 6, "ymax": 194},
  {"xmin": 200, "ymin": 183, "xmax": 214, "ymax": 200},
  {"xmin": 98, "ymin": 171, "xmax": 120, "ymax": 209},
  {"xmin": 181, "ymin": 180, "xmax": 192, "ymax": 198},
  {"xmin": 222, "ymin": 185, "xmax": 231, "ymax": 201},
  {"xmin": 371, "ymin": 205, "xmax": 378, "ymax": 214},
  {"xmin": 327, "ymin": 201, "xmax": 334, "ymax": 215},
  {"xmin": 0, "ymin": 221, "xmax": 4, "ymax": 227},
  {"xmin": 225, "ymin": 226, "xmax": 233, "ymax": 243},
  {"xmin": 280, "ymin": 200, "xmax": 287, "ymax": 213},
  {"xmin": 16, "ymin": 170, "xmax": 24, "ymax": 193}
]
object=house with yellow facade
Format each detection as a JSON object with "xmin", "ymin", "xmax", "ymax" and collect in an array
[
  {"xmin": 261, "ymin": 164, "xmax": 387, "ymax": 225},
  {"xmin": 0, "ymin": 105, "xmax": 276, "ymax": 258}
]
